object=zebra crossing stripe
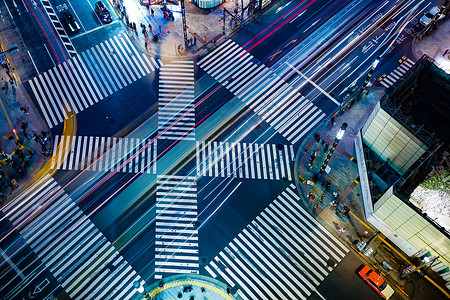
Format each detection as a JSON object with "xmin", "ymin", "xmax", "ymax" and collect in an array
[
  {"xmin": 379, "ymin": 59, "xmax": 415, "ymax": 89},
  {"xmin": 40, "ymin": 0, "xmax": 77, "ymax": 57},
  {"xmin": 380, "ymin": 80, "xmax": 390, "ymax": 88},
  {"xmin": 403, "ymin": 58, "xmax": 414, "ymax": 68},
  {"xmin": 158, "ymin": 61, "xmax": 195, "ymax": 141},
  {"xmin": 197, "ymin": 141, "xmax": 292, "ymax": 180},
  {"xmin": 205, "ymin": 184, "xmax": 349, "ymax": 300},
  {"xmin": 197, "ymin": 41, "xmax": 324, "ymax": 144},
  {"xmin": 389, "ymin": 72, "xmax": 400, "ymax": 81},
  {"xmin": 155, "ymin": 176, "xmax": 199, "ymax": 279},
  {"xmin": 27, "ymin": 35, "xmax": 158, "ymax": 129},
  {"xmin": 1, "ymin": 176, "xmax": 140, "ymax": 299},
  {"xmin": 50, "ymin": 135, "xmax": 157, "ymax": 173}
]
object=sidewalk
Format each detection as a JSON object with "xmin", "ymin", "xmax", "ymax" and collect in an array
[
  {"xmin": 115, "ymin": 0, "xmax": 252, "ymax": 58},
  {"xmin": 413, "ymin": 18, "xmax": 450, "ymax": 74},
  {"xmin": 293, "ymin": 88, "xmax": 447, "ymax": 299},
  {"xmin": 0, "ymin": 80, "xmax": 47, "ymax": 205}
]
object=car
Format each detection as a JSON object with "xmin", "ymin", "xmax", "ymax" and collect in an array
[
  {"xmin": 63, "ymin": 12, "xmax": 80, "ymax": 32},
  {"xmin": 420, "ymin": 6, "xmax": 440, "ymax": 26},
  {"xmin": 356, "ymin": 264, "xmax": 395, "ymax": 299},
  {"xmin": 95, "ymin": 1, "xmax": 112, "ymax": 24}
]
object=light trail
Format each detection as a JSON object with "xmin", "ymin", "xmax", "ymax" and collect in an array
[
  {"xmin": 198, "ymin": 182, "xmax": 242, "ymax": 231},
  {"xmin": 242, "ymin": 0, "xmax": 309, "ymax": 49},
  {"xmin": 245, "ymin": 0, "xmax": 317, "ymax": 53}
]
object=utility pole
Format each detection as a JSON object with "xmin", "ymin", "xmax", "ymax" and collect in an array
[
  {"xmin": 180, "ymin": 0, "xmax": 188, "ymax": 50},
  {"xmin": 223, "ymin": 8, "xmax": 226, "ymax": 35}
]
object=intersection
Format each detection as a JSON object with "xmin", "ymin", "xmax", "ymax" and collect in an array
[{"xmin": 0, "ymin": 0, "xmax": 448, "ymax": 299}]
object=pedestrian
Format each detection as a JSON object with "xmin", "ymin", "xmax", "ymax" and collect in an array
[
  {"xmin": 332, "ymin": 191, "xmax": 338, "ymax": 199},
  {"xmin": 304, "ymin": 147, "xmax": 308, "ymax": 153},
  {"xmin": 326, "ymin": 180, "xmax": 331, "ymax": 192},
  {"xmin": 313, "ymin": 203, "xmax": 318, "ymax": 210},
  {"xmin": 324, "ymin": 142, "xmax": 329, "ymax": 151},
  {"xmin": 204, "ymin": 36, "xmax": 207, "ymax": 43},
  {"xmin": 330, "ymin": 116, "xmax": 335, "ymax": 126},
  {"xmin": 339, "ymin": 227, "xmax": 346, "ymax": 233},
  {"xmin": 213, "ymin": 38, "xmax": 216, "ymax": 45},
  {"xmin": 149, "ymin": 24, "xmax": 152, "ymax": 32},
  {"xmin": 314, "ymin": 133, "xmax": 320, "ymax": 142},
  {"xmin": 20, "ymin": 106, "xmax": 28, "ymax": 115},
  {"xmin": 194, "ymin": 36, "xmax": 197, "ymax": 45},
  {"xmin": 151, "ymin": 8, "xmax": 154, "ymax": 16},
  {"xmin": 308, "ymin": 192, "xmax": 312, "ymax": 199},
  {"xmin": 20, "ymin": 122, "xmax": 27, "ymax": 132},
  {"xmin": 322, "ymin": 180, "xmax": 326, "ymax": 187},
  {"xmin": 145, "ymin": 41, "xmax": 148, "ymax": 50},
  {"xmin": 11, "ymin": 179, "xmax": 19, "ymax": 188},
  {"xmin": 444, "ymin": 49, "xmax": 449, "ymax": 56},
  {"xmin": 320, "ymin": 194, "xmax": 325, "ymax": 202},
  {"xmin": 159, "ymin": 24, "xmax": 162, "ymax": 33},
  {"xmin": 189, "ymin": 37, "xmax": 193, "ymax": 47}
]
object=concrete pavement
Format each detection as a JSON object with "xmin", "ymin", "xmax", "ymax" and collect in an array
[
  {"xmin": 112, "ymin": 0, "xmax": 252, "ymax": 58},
  {"xmin": 413, "ymin": 18, "xmax": 450, "ymax": 74}
]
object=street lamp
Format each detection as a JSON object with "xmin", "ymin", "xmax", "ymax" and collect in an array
[{"xmin": 319, "ymin": 123, "xmax": 348, "ymax": 174}]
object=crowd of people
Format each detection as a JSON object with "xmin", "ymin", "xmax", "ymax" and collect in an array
[
  {"xmin": 0, "ymin": 106, "xmax": 51, "ymax": 203},
  {"xmin": 304, "ymin": 132, "xmax": 352, "ymax": 216}
]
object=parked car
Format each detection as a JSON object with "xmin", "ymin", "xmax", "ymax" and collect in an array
[
  {"xmin": 420, "ymin": 6, "xmax": 440, "ymax": 26},
  {"xmin": 356, "ymin": 264, "xmax": 395, "ymax": 299},
  {"xmin": 95, "ymin": 1, "xmax": 112, "ymax": 24},
  {"xmin": 63, "ymin": 12, "xmax": 80, "ymax": 32}
]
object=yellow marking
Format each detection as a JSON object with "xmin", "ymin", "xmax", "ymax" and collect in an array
[
  {"xmin": 269, "ymin": 50, "xmax": 282, "ymax": 61},
  {"xmin": 149, "ymin": 280, "xmax": 234, "ymax": 299},
  {"xmin": 349, "ymin": 211, "xmax": 450, "ymax": 299},
  {"xmin": 0, "ymin": 96, "xmax": 19, "ymax": 141},
  {"xmin": 353, "ymin": 180, "xmax": 359, "ymax": 184},
  {"xmin": 396, "ymin": 284, "xmax": 409, "ymax": 297},
  {"xmin": 285, "ymin": 39, "xmax": 297, "ymax": 47},
  {"xmin": 298, "ymin": 174, "xmax": 306, "ymax": 183},
  {"xmin": 350, "ymin": 157, "xmax": 355, "ymax": 161},
  {"xmin": 34, "ymin": 105, "xmax": 77, "ymax": 182}
]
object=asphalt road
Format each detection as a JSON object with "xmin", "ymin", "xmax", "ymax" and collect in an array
[{"xmin": 0, "ymin": 0, "xmax": 439, "ymax": 299}]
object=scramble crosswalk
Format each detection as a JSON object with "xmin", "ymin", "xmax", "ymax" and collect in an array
[
  {"xmin": 158, "ymin": 61, "xmax": 196, "ymax": 141},
  {"xmin": 197, "ymin": 40, "xmax": 325, "ymax": 144},
  {"xmin": 155, "ymin": 175, "xmax": 199, "ymax": 279},
  {"xmin": 204, "ymin": 184, "xmax": 349, "ymax": 300},
  {"xmin": 379, "ymin": 58, "xmax": 415, "ymax": 89},
  {"xmin": 27, "ymin": 34, "xmax": 160, "ymax": 129},
  {"xmin": 196, "ymin": 141, "xmax": 295, "ymax": 180},
  {"xmin": 0, "ymin": 175, "xmax": 142, "ymax": 300},
  {"xmin": 50, "ymin": 135, "xmax": 157, "ymax": 174}
]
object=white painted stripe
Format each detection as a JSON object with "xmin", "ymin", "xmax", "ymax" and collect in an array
[
  {"xmin": 237, "ymin": 234, "xmax": 300, "ymax": 299},
  {"xmin": 205, "ymin": 265, "xmax": 217, "ymax": 278}
]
